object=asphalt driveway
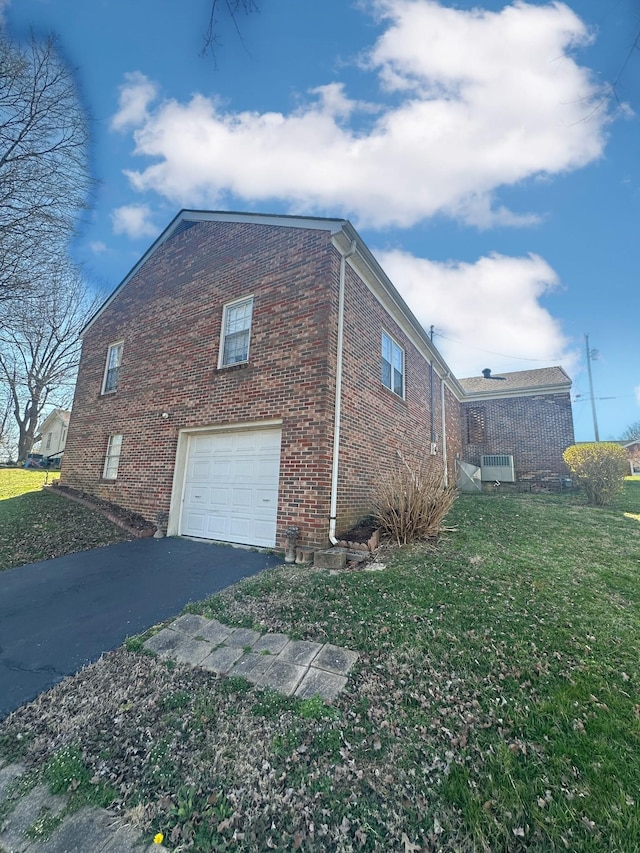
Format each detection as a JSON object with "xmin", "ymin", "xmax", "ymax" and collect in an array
[{"xmin": 0, "ymin": 537, "xmax": 281, "ymax": 719}]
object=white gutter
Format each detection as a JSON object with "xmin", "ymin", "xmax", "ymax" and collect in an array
[
  {"xmin": 329, "ymin": 239, "xmax": 357, "ymax": 545},
  {"xmin": 441, "ymin": 374, "xmax": 449, "ymax": 486}
]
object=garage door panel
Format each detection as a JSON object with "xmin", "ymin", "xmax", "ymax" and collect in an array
[
  {"xmin": 209, "ymin": 487, "xmax": 230, "ymax": 506},
  {"xmin": 189, "ymin": 461, "xmax": 212, "ymax": 480},
  {"xmin": 206, "ymin": 515, "xmax": 228, "ymax": 537},
  {"xmin": 185, "ymin": 485, "xmax": 208, "ymax": 504},
  {"xmin": 192, "ymin": 436, "xmax": 215, "ymax": 454},
  {"xmin": 254, "ymin": 519, "xmax": 276, "ymax": 540},
  {"xmin": 260, "ymin": 432, "xmax": 281, "ymax": 451},
  {"xmin": 257, "ymin": 458, "xmax": 280, "ymax": 479},
  {"xmin": 256, "ymin": 488, "xmax": 277, "ymax": 508},
  {"xmin": 230, "ymin": 487, "xmax": 253, "ymax": 509},
  {"xmin": 212, "ymin": 460, "xmax": 232, "ymax": 477},
  {"xmin": 180, "ymin": 428, "xmax": 281, "ymax": 547},
  {"xmin": 234, "ymin": 460, "xmax": 256, "ymax": 479},
  {"xmin": 235, "ymin": 432, "xmax": 258, "ymax": 451},
  {"xmin": 183, "ymin": 511, "xmax": 205, "ymax": 534}
]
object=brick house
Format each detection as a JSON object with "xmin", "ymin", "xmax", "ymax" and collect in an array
[
  {"xmin": 61, "ymin": 210, "xmax": 574, "ymax": 549},
  {"xmin": 458, "ymin": 367, "xmax": 575, "ymax": 485}
]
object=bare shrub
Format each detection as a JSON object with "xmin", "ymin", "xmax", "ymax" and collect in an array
[{"xmin": 373, "ymin": 460, "xmax": 457, "ymax": 545}]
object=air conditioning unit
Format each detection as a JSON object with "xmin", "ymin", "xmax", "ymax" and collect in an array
[{"xmin": 480, "ymin": 454, "xmax": 515, "ymax": 483}]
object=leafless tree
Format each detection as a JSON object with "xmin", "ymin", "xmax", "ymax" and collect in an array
[
  {"xmin": 201, "ymin": 0, "xmax": 259, "ymax": 59},
  {"xmin": 0, "ymin": 32, "xmax": 91, "ymax": 303},
  {"xmin": 0, "ymin": 391, "xmax": 16, "ymax": 462},
  {"xmin": 620, "ymin": 420, "xmax": 640, "ymax": 442},
  {"xmin": 0, "ymin": 269, "xmax": 101, "ymax": 461}
]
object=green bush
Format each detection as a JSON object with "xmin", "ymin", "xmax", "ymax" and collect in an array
[{"xmin": 562, "ymin": 442, "xmax": 628, "ymax": 506}]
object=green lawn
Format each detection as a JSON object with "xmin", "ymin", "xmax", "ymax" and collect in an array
[
  {"xmin": 1, "ymin": 482, "xmax": 639, "ymax": 851},
  {"xmin": 0, "ymin": 468, "xmax": 131, "ymax": 570}
]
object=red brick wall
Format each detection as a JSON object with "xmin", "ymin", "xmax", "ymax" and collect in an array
[
  {"xmin": 63, "ymin": 221, "xmax": 340, "ymax": 548},
  {"xmin": 335, "ymin": 265, "xmax": 460, "ymax": 532},
  {"xmin": 460, "ymin": 393, "xmax": 574, "ymax": 482},
  {"xmin": 62, "ymin": 217, "xmax": 461, "ymax": 548}
]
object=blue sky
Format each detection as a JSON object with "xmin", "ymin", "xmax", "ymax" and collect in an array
[{"xmin": 5, "ymin": 0, "xmax": 640, "ymax": 441}]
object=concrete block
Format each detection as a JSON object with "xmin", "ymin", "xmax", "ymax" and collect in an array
[
  {"xmin": 173, "ymin": 637, "xmax": 213, "ymax": 666},
  {"xmin": 258, "ymin": 660, "xmax": 307, "ymax": 696},
  {"xmin": 295, "ymin": 668, "xmax": 348, "ymax": 703},
  {"xmin": 314, "ymin": 548, "xmax": 347, "ymax": 570},
  {"xmin": 198, "ymin": 619, "xmax": 234, "ymax": 645},
  {"xmin": 295, "ymin": 547, "xmax": 314, "ymax": 564},
  {"xmin": 170, "ymin": 613, "xmax": 211, "ymax": 637},
  {"xmin": 252, "ymin": 633, "xmax": 290, "ymax": 655},
  {"xmin": 38, "ymin": 806, "xmax": 115, "ymax": 852},
  {"xmin": 100, "ymin": 820, "xmax": 144, "ymax": 852},
  {"xmin": 225, "ymin": 627, "xmax": 261, "ymax": 649},
  {"xmin": 228, "ymin": 653, "xmax": 275, "ymax": 684},
  {"xmin": 200, "ymin": 646, "xmax": 243, "ymax": 675},
  {"xmin": 0, "ymin": 763, "xmax": 26, "ymax": 803},
  {"xmin": 143, "ymin": 627, "xmax": 183, "ymax": 656},
  {"xmin": 0, "ymin": 785, "xmax": 66, "ymax": 853},
  {"xmin": 276, "ymin": 639, "xmax": 322, "ymax": 667},
  {"xmin": 312, "ymin": 644, "xmax": 359, "ymax": 676}
]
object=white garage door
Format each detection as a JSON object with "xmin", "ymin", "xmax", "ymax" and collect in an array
[{"xmin": 180, "ymin": 428, "xmax": 282, "ymax": 547}]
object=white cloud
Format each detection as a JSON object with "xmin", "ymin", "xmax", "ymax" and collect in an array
[
  {"xmin": 112, "ymin": 1, "xmax": 611, "ymax": 228},
  {"xmin": 0, "ymin": 0, "xmax": 10, "ymax": 26},
  {"xmin": 111, "ymin": 204, "xmax": 157, "ymax": 239},
  {"xmin": 635, "ymin": 385, "xmax": 640, "ymax": 405},
  {"xmin": 376, "ymin": 248, "xmax": 576, "ymax": 377},
  {"xmin": 111, "ymin": 71, "xmax": 158, "ymax": 132},
  {"xmin": 89, "ymin": 240, "xmax": 107, "ymax": 254}
]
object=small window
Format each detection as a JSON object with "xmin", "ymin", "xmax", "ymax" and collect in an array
[
  {"xmin": 46, "ymin": 432, "xmax": 52, "ymax": 449},
  {"xmin": 61, "ymin": 426, "xmax": 67, "ymax": 443},
  {"xmin": 103, "ymin": 434, "xmax": 123, "ymax": 479},
  {"xmin": 467, "ymin": 407, "xmax": 486, "ymax": 444},
  {"xmin": 220, "ymin": 297, "xmax": 253, "ymax": 367},
  {"xmin": 102, "ymin": 342, "xmax": 123, "ymax": 394},
  {"xmin": 381, "ymin": 331, "xmax": 404, "ymax": 397}
]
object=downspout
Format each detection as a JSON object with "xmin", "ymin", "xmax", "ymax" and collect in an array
[
  {"xmin": 429, "ymin": 325, "xmax": 435, "ymax": 445},
  {"xmin": 329, "ymin": 239, "xmax": 357, "ymax": 545},
  {"xmin": 441, "ymin": 373, "xmax": 449, "ymax": 486}
]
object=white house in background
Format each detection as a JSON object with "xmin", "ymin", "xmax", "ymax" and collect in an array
[
  {"xmin": 35, "ymin": 409, "xmax": 71, "ymax": 463},
  {"xmin": 623, "ymin": 439, "xmax": 640, "ymax": 475}
]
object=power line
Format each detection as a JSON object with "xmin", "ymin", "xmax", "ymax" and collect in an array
[{"xmin": 432, "ymin": 330, "xmax": 564, "ymax": 362}]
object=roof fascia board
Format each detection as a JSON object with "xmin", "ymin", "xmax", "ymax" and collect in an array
[
  {"xmin": 462, "ymin": 383, "xmax": 572, "ymax": 402},
  {"xmin": 81, "ymin": 210, "xmax": 348, "ymax": 337},
  {"xmin": 332, "ymin": 226, "xmax": 464, "ymax": 398}
]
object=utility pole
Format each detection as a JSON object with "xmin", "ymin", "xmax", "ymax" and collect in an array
[{"xmin": 584, "ymin": 333, "xmax": 599, "ymax": 441}]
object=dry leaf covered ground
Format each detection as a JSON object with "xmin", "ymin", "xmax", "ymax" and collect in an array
[{"xmin": 1, "ymin": 482, "xmax": 640, "ymax": 851}]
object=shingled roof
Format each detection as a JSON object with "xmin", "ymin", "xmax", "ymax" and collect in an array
[{"xmin": 459, "ymin": 366, "xmax": 571, "ymax": 398}]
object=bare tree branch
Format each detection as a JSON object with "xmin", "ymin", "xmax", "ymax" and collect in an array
[
  {"xmin": 201, "ymin": 0, "xmax": 259, "ymax": 60},
  {"xmin": 0, "ymin": 31, "xmax": 92, "ymax": 302},
  {"xmin": 0, "ymin": 268, "xmax": 102, "ymax": 461}
]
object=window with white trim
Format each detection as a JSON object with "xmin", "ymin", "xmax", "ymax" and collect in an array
[
  {"xmin": 102, "ymin": 342, "xmax": 123, "ymax": 394},
  {"xmin": 46, "ymin": 432, "xmax": 52, "ymax": 449},
  {"xmin": 220, "ymin": 297, "xmax": 253, "ymax": 367},
  {"xmin": 103, "ymin": 434, "xmax": 123, "ymax": 479},
  {"xmin": 381, "ymin": 331, "xmax": 404, "ymax": 397}
]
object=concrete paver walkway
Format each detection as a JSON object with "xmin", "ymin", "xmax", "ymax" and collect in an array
[
  {"xmin": 144, "ymin": 613, "xmax": 359, "ymax": 702},
  {"xmin": 0, "ymin": 622, "xmax": 359, "ymax": 852}
]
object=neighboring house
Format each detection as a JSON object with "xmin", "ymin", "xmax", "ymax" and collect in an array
[
  {"xmin": 34, "ymin": 409, "xmax": 70, "ymax": 465},
  {"xmin": 458, "ymin": 367, "xmax": 575, "ymax": 485},
  {"xmin": 61, "ymin": 211, "xmax": 574, "ymax": 549},
  {"xmin": 622, "ymin": 440, "xmax": 640, "ymax": 475}
]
